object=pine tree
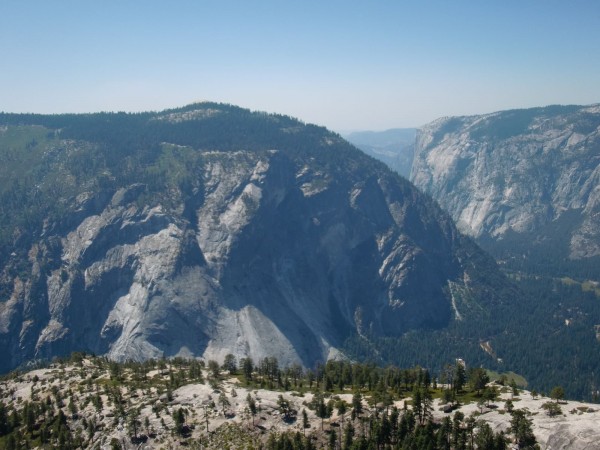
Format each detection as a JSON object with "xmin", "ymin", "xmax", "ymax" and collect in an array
[
  {"xmin": 247, "ymin": 393, "xmax": 257, "ymax": 426},
  {"xmin": 454, "ymin": 362, "xmax": 466, "ymax": 393},
  {"xmin": 302, "ymin": 408, "xmax": 308, "ymax": 435},
  {"xmin": 173, "ymin": 408, "xmax": 185, "ymax": 435},
  {"xmin": 352, "ymin": 391, "xmax": 363, "ymax": 420},
  {"xmin": 412, "ymin": 386, "xmax": 423, "ymax": 424},
  {"xmin": 510, "ymin": 409, "xmax": 537, "ymax": 448}
]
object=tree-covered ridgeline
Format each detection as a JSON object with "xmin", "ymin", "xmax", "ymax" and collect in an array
[{"xmin": 0, "ymin": 103, "xmax": 380, "ymax": 281}]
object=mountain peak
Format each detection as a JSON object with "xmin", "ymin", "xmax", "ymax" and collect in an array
[{"xmin": 0, "ymin": 104, "xmax": 501, "ymax": 373}]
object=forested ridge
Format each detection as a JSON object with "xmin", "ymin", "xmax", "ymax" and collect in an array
[{"xmin": 0, "ymin": 103, "xmax": 378, "ymax": 270}]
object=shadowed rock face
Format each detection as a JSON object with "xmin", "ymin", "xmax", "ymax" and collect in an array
[
  {"xmin": 411, "ymin": 104, "xmax": 600, "ymax": 262},
  {"xmin": 0, "ymin": 104, "xmax": 499, "ymax": 371}
]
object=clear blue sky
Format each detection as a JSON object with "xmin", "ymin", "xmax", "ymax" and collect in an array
[{"xmin": 1, "ymin": 1, "xmax": 599, "ymax": 131}]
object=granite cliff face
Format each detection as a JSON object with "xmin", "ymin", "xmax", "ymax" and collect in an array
[
  {"xmin": 411, "ymin": 105, "xmax": 600, "ymax": 265},
  {"xmin": 0, "ymin": 104, "xmax": 502, "ymax": 373}
]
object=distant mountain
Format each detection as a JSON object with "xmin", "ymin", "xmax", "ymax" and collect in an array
[
  {"xmin": 411, "ymin": 105, "xmax": 600, "ymax": 279},
  {"xmin": 0, "ymin": 103, "xmax": 505, "ymax": 374},
  {"xmin": 1, "ymin": 104, "xmax": 599, "ymax": 400},
  {"xmin": 343, "ymin": 128, "xmax": 416, "ymax": 177}
]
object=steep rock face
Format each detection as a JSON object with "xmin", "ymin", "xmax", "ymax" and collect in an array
[
  {"xmin": 411, "ymin": 105, "xmax": 600, "ymax": 261},
  {"xmin": 0, "ymin": 104, "xmax": 500, "ymax": 372}
]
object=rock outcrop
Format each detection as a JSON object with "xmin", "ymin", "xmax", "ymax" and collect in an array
[{"xmin": 3, "ymin": 358, "xmax": 600, "ymax": 450}]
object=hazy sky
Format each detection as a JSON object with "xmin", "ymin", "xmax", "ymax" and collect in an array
[{"xmin": 2, "ymin": 1, "xmax": 600, "ymax": 131}]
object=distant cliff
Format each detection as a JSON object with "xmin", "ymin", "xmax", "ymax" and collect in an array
[{"xmin": 411, "ymin": 105, "xmax": 600, "ymax": 274}]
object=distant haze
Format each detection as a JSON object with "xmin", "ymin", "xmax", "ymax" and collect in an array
[
  {"xmin": 343, "ymin": 129, "xmax": 417, "ymax": 147},
  {"xmin": 343, "ymin": 128, "xmax": 417, "ymax": 178}
]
